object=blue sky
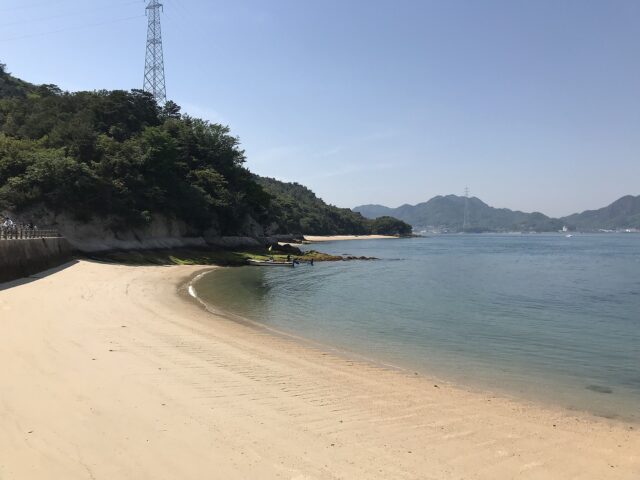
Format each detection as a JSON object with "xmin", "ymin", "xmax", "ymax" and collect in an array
[{"xmin": 1, "ymin": 0, "xmax": 638, "ymax": 216}]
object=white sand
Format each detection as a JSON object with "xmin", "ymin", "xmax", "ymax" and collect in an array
[
  {"xmin": 304, "ymin": 234, "xmax": 399, "ymax": 242},
  {"xmin": 0, "ymin": 261, "xmax": 638, "ymax": 479}
]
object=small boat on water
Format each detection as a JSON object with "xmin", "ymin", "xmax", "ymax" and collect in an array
[{"xmin": 247, "ymin": 259, "xmax": 295, "ymax": 267}]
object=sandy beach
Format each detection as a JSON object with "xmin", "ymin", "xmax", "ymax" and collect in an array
[
  {"xmin": 304, "ymin": 234, "xmax": 399, "ymax": 242},
  {"xmin": 0, "ymin": 261, "xmax": 638, "ymax": 479}
]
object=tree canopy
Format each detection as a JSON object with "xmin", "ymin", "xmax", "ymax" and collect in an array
[
  {"xmin": 256, "ymin": 177, "xmax": 412, "ymax": 235},
  {"xmin": 0, "ymin": 66, "xmax": 411, "ymax": 237}
]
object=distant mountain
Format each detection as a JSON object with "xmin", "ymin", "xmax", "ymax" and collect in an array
[
  {"xmin": 354, "ymin": 194, "xmax": 640, "ymax": 232},
  {"xmin": 561, "ymin": 195, "xmax": 640, "ymax": 230},
  {"xmin": 352, "ymin": 204, "xmax": 395, "ymax": 219},
  {"xmin": 354, "ymin": 195, "xmax": 562, "ymax": 232}
]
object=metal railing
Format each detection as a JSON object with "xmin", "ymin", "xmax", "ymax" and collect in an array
[{"xmin": 0, "ymin": 226, "xmax": 61, "ymax": 240}]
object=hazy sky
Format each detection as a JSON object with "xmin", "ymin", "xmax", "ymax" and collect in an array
[{"xmin": 1, "ymin": 0, "xmax": 638, "ymax": 216}]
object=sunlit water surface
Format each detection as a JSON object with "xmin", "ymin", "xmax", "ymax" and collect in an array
[{"xmin": 194, "ymin": 234, "xmax": 640, "ymax": 421}]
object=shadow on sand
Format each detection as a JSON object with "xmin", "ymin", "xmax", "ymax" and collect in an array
[{"xmin": 0, "ymin": 260, "xmax": 79, "ymax": 292}]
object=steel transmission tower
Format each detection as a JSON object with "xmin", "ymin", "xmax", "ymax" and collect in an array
[
  {"xmin": 463, "ymin": 187, "xmax": 470, "ymax": 232},
  {"xmin": 143, "ymin": 0, "xmax": 167, "ymax": 104}
]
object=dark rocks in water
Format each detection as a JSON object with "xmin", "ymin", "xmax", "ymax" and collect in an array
[
  {"xmin": 586, "ymin": 385, "xmax": 613, "ymax": 394},
  {"xmin": 343, "ymin": 256, "xmax": 378, "ymax": 261},
  {"xmin": 271, "ymin": 243, "xmax": 302, "ymax": 255}
]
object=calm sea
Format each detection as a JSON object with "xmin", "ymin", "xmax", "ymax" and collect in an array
[{"xmin": 194, "ymin": 234, "xmax": 640, "ymax": 421}]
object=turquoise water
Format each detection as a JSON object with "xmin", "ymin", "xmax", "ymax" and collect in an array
[{"xmin": 194, "ymin": 234, "xmax": 640, "ymax": 421}]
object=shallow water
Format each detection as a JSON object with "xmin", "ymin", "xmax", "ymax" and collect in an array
[{"xmin": 195, "ymin": 234, "xmax": 640, "ymax": 421}]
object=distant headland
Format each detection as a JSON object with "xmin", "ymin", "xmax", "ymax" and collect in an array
[{"xmin": 354, "ymin": 194, "xmax": 640, "ymax": 233}]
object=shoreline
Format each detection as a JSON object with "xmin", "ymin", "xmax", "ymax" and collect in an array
[
  {"xmin": 186, "ymin": 269, "xmax": 417, "ymax": 376},
  {"xmin": 1, "ymin": 261, "xmax": 639, "ymax": 479},
  {"xmin": 303, "ymin": 234, "xmax": 401, "ymax": 242},
  {"xmin": 187, "ymin": 269, "xmax": 639, "ymax": 424}
]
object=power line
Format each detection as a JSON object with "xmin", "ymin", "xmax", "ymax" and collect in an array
[
  {"xmin": 0, "ymin": 1, "xmax": 140, "ymax": 29},
  {"xmin": 0, "ymin": 14, "xmax": 145, "ymax": 43},
  {"xmin": 165, "ymin": 0, "xmax": 190, "ymax": 17},
  {"xmin": 0, "ymin": 0, "xmax": 83, "ymax": 14},
  {"xmin": 0, "ymin": 1, "xmax": 61, "ymax": 14},
  {"xmin": 162, "ymin": 0, "xmax": 211, "ymax": 42}
]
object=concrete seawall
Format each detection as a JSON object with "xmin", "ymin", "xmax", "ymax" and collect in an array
[{"xmin": 0, "ymin": 238, "xmax": 74, "ymax": 283}]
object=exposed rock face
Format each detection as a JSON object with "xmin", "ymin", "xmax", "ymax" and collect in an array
[
  {"xmin": 7, "ymin": 208, "xmax": 302, "ymax": 254},
  {"xmin": 206, "ymin": 236, "xmax": 264, "ymax": 249},
  {"xmin": 50, "ymin": 214, "xmax": 208, "ymax": 253}
]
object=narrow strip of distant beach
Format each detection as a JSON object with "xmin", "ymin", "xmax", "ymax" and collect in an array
[
  {"xmin": 304, "ymin": 234, "xmax": 400, "ymax": 242},
  {"xmin": 0, "ymin": 261, "xmax": 638, "ymax": 479}
]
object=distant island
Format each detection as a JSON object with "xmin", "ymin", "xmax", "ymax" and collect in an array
[
  {"xmin": 354, "ymin": 194, "xmax": 640, "ymax": 233},
  {"xmin": 0, "ymin": 63, "xmax": 411, "ymax": 249}
]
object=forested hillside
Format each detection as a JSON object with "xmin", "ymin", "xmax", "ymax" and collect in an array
[
  {"xmin": 0, "ymin": 63, "xmax": 270, "ymax": 234},
  {"xmin": 561, "ymin": 195, "xmax": 640, "ymax": 230},
  {"xmin": 256, "ymin": 176, "xmax": 411, "ymax": 235},
  {"xmin": 0, "ymin": 64, "xmax": 409, "ymax": 237},
  {"xmin": 0, "ymin": 63, "xmax": 34, "ymax": 97}
]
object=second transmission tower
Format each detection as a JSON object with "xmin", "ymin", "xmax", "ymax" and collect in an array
[
  {"xmin": 143, "ymin": 0, "xmax": 167, "ymax": 104},
  {"xmin": 463, "ymin": 187, "xmax": 470, "ymax": 232}
]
